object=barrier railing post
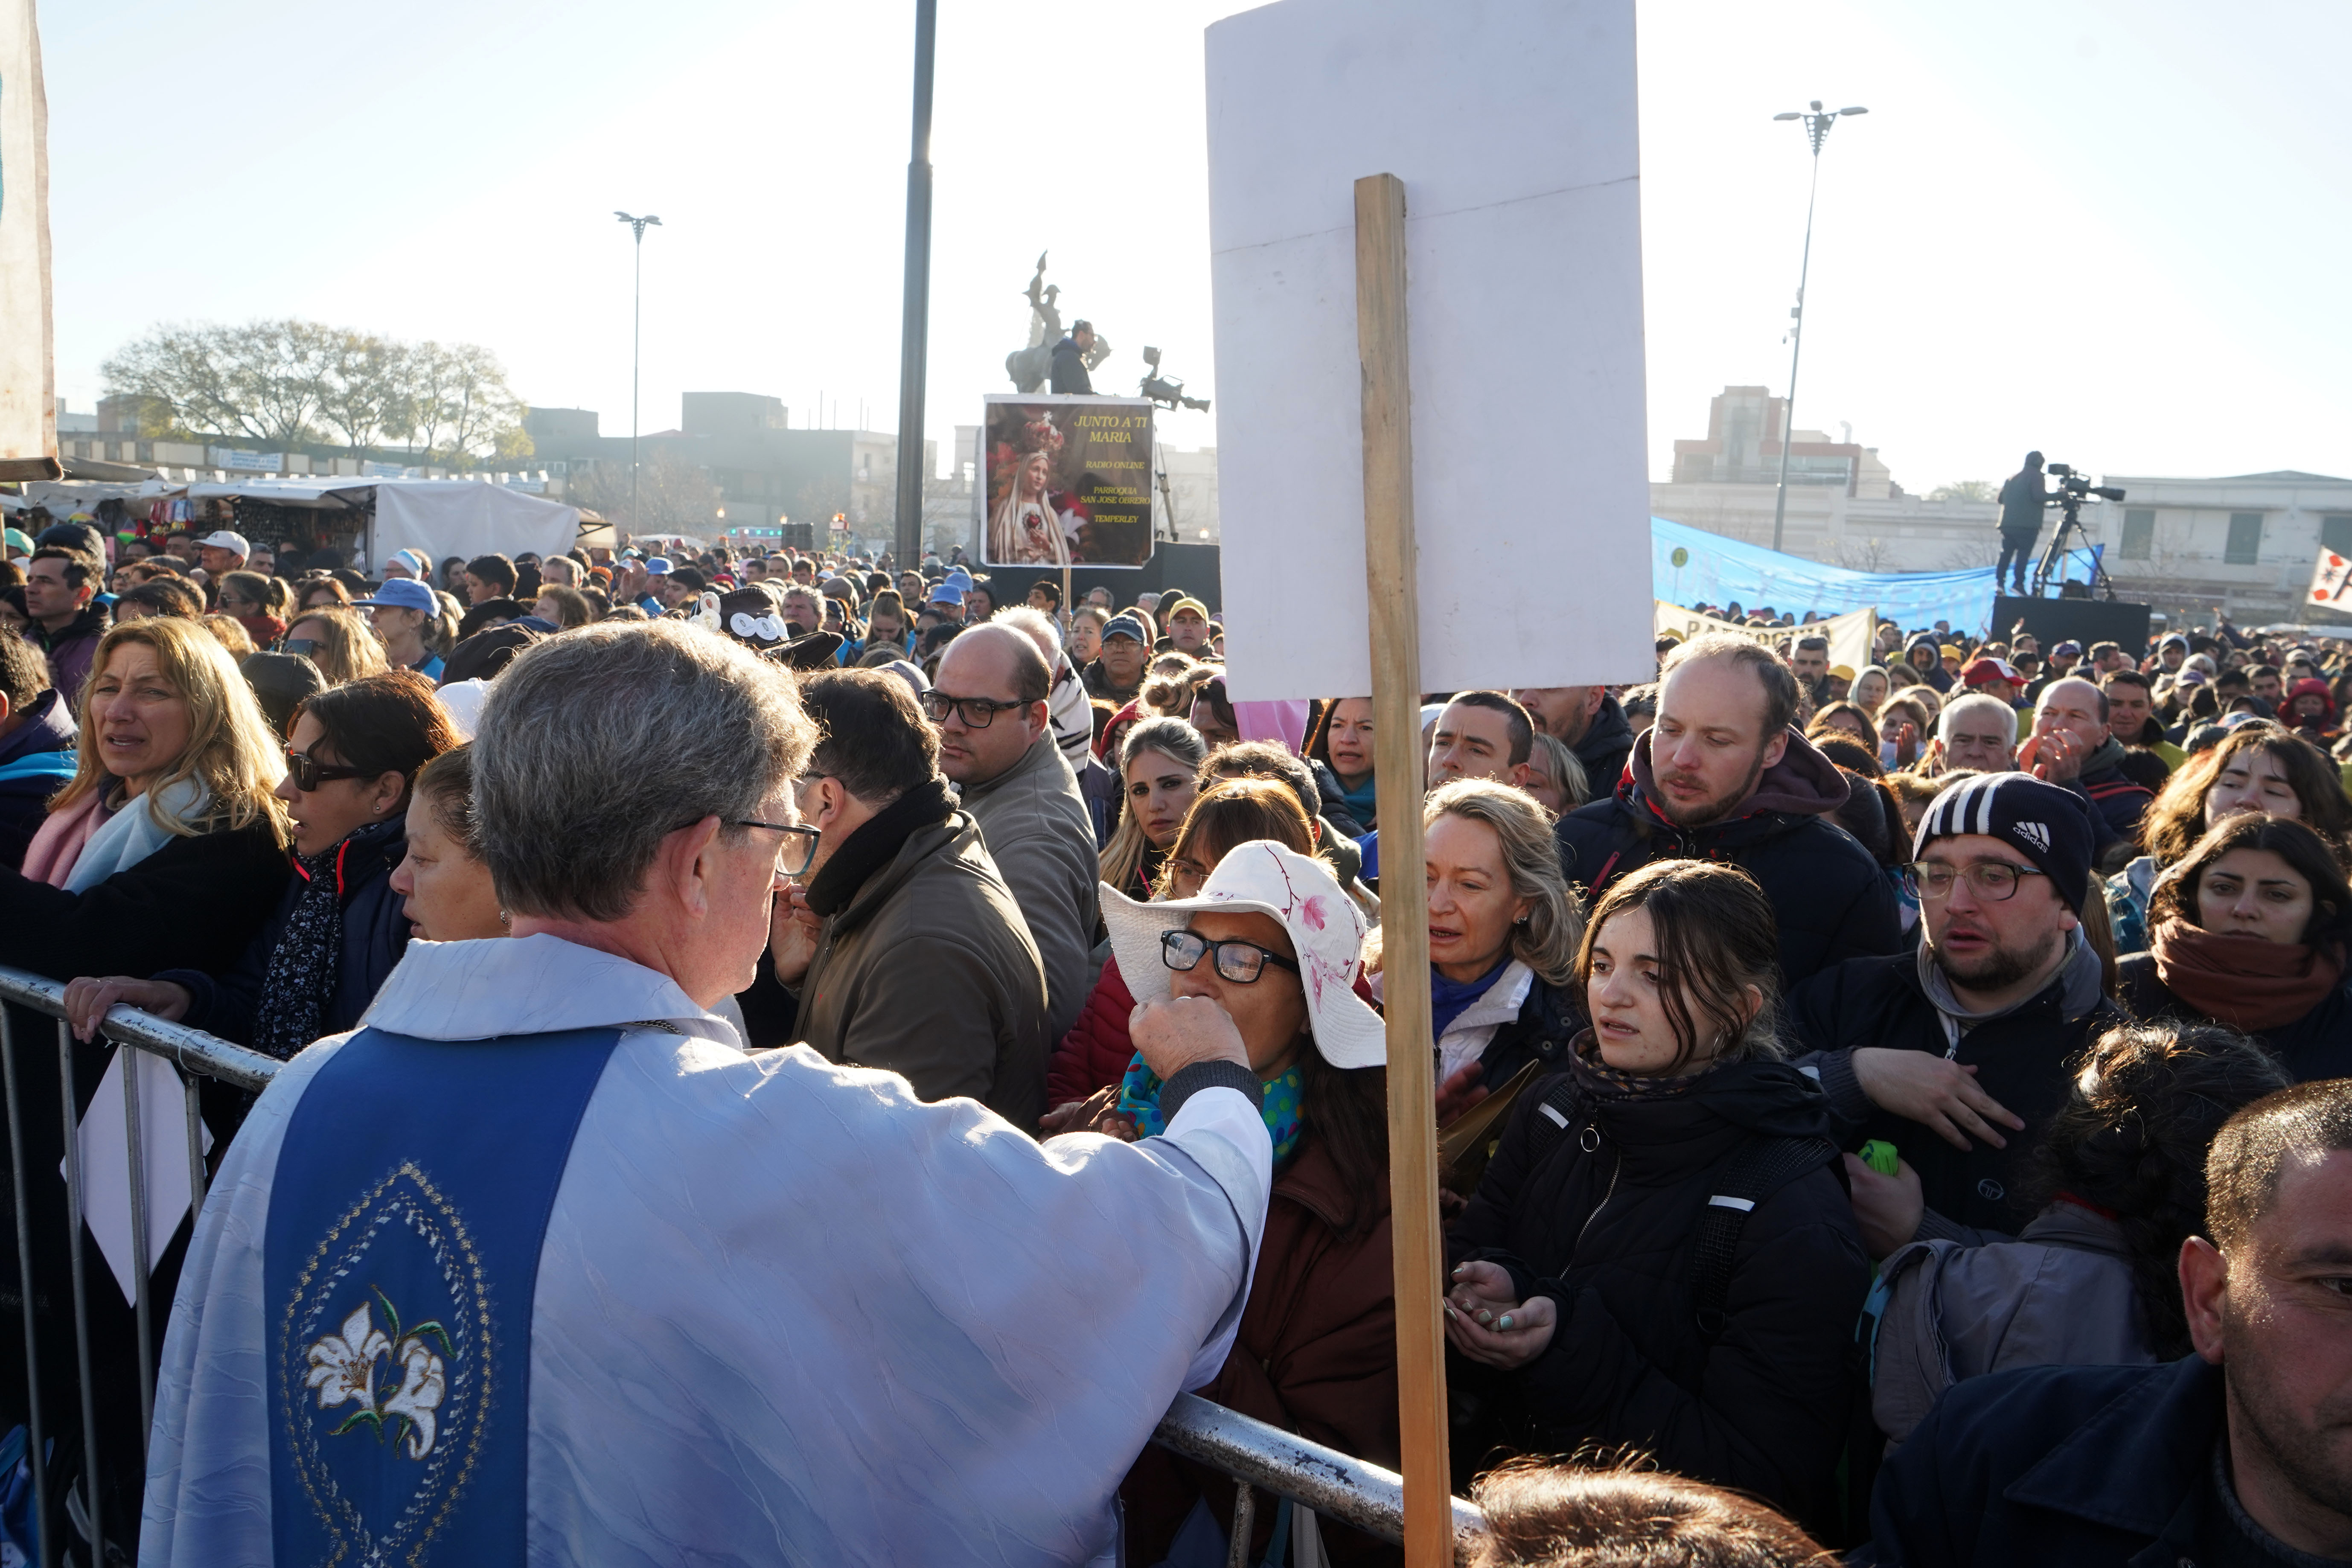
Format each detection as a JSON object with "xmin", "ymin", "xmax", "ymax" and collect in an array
[
  {"xmin": 122, "ymin": 1043, "xmax": 154, "ymax": 1449},
  {"xmin": 56, "ymin": 1024, "xmax": 103, "ymax": 1567},
  {"xmin": 183, "ymin": 1070, "xmax": 207, "ymax": 1222},
  {"xmin": 1, "ymin": 1006, "xmax": 52, "ymax": 1566}
]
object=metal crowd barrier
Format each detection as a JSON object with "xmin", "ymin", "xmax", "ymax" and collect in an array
[
  {"xmin": 0, "ymin": 963, "xmax": 1487, "ymax": 1567},
  {"xmin": 1152, "ymin": 1393, "xmax": 1488, "ymax": 1564},
  {"xmin": 0, "ymin": 963, "xmax": 282, "ymax": 1567}
]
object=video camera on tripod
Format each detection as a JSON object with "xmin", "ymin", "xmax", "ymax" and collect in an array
[
  {"xmin": 1138, "ymin": 346, "xmax": 1211, "ymax": 413},
  {"xmin": 2032, "ymin": 463, "xmax": 2128, "ymax": 598}
]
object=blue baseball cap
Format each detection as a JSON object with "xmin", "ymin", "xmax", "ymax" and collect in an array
[
  {"xmin": 645, "ymin": 557, "xmax": 674, "ymax": 576},
  {"xmin": 1101, "ymin": 612, "xmax": 1148, "ymax": 645},
  {"xmin": 928, "ymin": 581, "xmax": 965, "ymax": 606},
  {"xmin": 351, "ymin": 578, "xmax": 440, "ymax": 614}
]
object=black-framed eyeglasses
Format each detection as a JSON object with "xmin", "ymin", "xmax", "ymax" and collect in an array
[
  {"xmin": 733, "ymin": 817, "xmax": 822, "ymax": 877},
  {"xmin": 285, "ymin": 750, "xmax": 365, "ymax": 791},
  {"xmin": 1160, "ymin": 928, "xmax": 1301, "ymax": 985},
  {"xmin": 281, "ymin": 637, "xmax": 323, "ymax": 661},
  {"xmin": 921, "ymin": 691, "xmax": 1029, "ymax": 729},
  {"xmin": 1902, "ymin": 860, "xmax": 2048, "ymax": 902}
]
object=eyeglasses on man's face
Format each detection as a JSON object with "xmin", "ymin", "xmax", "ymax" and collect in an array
[
  {"xmin": 733, "ymin": 817, "xmax": 822, "ymax": 877},
  {"xmin": 921, "ymin": 691, "xmax": 1028, "ymax": 729},
  {"xmin": 1160, "ymin": 928, "xmax": 1301, "ymax": 985},
  {"xmin": 1902, "ymin": 859, "xmax": 2048, "ymax": 902}
]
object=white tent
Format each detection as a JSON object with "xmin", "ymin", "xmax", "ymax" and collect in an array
[{"xmin": 183, "ymin": 476, "xmax": 580, "ymax": 566}]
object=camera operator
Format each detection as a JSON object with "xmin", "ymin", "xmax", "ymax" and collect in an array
[{"xmin": 1996, "ymin": 451, "xmax": 2048, "ymax": 596}]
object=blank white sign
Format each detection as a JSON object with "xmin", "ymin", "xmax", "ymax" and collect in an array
[{"xmin": 1205, "ymin": 0, "xmax": 1654, "ymax": 701}]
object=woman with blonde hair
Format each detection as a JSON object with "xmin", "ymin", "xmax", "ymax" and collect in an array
[
  {"xmin": 3, "ymin": 618, "xmax": 291, "ymax": 982},
  {"xmin": 282, "ymin": 603, "xmax": 390, "ymax": 687},
  {"xmin": 1098, "ymin": 716, "xmax": 1208, "ymax": 901},
  {"xmin": 1377, "ymin": 779, "xmax": 1586, "ymax": 1126}
]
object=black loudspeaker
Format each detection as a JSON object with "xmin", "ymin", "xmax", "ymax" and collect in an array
[{"xmin": 1991, "ymin": 596, "xmax": 2152, "ymax": 653}]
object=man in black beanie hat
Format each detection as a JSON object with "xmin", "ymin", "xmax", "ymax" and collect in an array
[{"xmin": 1786, "ymin": 772, "xmax": 2125, "ymax": 1252}]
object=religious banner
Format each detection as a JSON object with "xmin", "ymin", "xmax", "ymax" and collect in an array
[
  {"xmin": 2309, "ymin": 544, "xmax": 2352, "ymax": 608},
  {"xmin": 979, "ymin": 394, "xmax": 1155, "ymax": 570},
  {"xmin": 1655, "ymin": 599, "xmax": 1878, "ymax": 678},
  {"xmin": 0, "ymin": 0, "xmax": 55, "ymax": 477}
]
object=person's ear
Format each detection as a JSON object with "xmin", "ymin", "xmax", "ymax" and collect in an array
[
  {"xmin": 1760, "ymin": 727, "xmax": 1789, "ymax": 770},
  {"xmin": 2179, "ymin": 1235, "xmax": 2230, "ymax": 1364},
  {"xmin": 669, "ymin": 815, "xmax": 726, "ymax": 919},
  {"xmin": 1506, "ymin": 761, "xmax": 1533, "ymax": 789},
  {"xmin": 370, "ymin": 771, "xmax": 407, "ymax": 815}
]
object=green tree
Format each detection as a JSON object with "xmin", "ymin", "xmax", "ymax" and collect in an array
[{"xmin": 1928, "ymin": 479, "xmax": 1996, "ymax": 502}]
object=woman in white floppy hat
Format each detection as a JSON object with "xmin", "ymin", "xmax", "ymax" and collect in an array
[{"xmin": 1100, "ymin": 835, "xmax": 1403, "ymax": 1562}]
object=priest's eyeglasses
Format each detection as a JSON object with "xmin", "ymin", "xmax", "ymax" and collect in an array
[
  {"xmin": 1160, "ymin": 929, "xmax": 1302, "ymax": 985},
  {"xmin": 735, "ymin": 818, "xmax": 822, "ymax": 877},
  {"xmin": 1901, "ymin": 859, "xmax": 2047, "ymax": 902}
]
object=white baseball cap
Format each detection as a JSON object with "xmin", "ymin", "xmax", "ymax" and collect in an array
[
  {"xmin": 1100, "ymin": 840, "xmax": 1386, "ymax": 1069},
  {"xmin": 197, "ymin": 530, "xmax": 250, "ymax": 556}
]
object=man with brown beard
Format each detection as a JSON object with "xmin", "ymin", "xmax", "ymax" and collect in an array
[
  {"xmin": 1552, "ymin": 634, "xmax": 1899, "ymax": 987},
  {"xmin": 1788, "ymin": 771, "xmax": 2125, "ymax": 1251}
]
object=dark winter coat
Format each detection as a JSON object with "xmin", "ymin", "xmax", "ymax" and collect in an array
[
  {"xmin": 0, "ymin": 817, "xmax": 291, "ymax": 982},
  {"xmin": 2072, "ymin": 737, "xmax": 2154, "ymax": 845},
  {"xmin": 1124, "ymin": 1135, "xmax": 1401, "ymax": 1565},
  {"xmin": 152, "ymin": 812, "xmax": 411, "ymax": 1050},
  {"xmin": 1851, "ymin": 1356, "xmax": 2259, "ymax": 1568},
  {"xmin": 1448, "ymin": 1048, "xmax": 1869, "ymax": 1533},
  {"xmin": 0, "ymin": 690, "xmax": 77, "ymax": 870},
  {"xmin": 1554, "ymin": 727, "xmax": 1901, "ymax": 989},
  {"xmin": 1571, "ymin": 694, "xmax": 1636, "ymax": 796},
  {"xmin": 1049, "ymin": 335, "xmax": 1094, "ymax": 394},
  {"xmin": 1787, "ymin": 943, "xmax": 2125, "ymax": 1241},
  {"xmin": 1997, "ymin": 468, "xmax": 2047, "ymax": 536},
  {"xmin": 29, "ymin": 605, "xmax": 108, "ymax": 709},
  {"xmin": 1311, "ymin": 758, "xmax": 1370, "ymax": 840},
  {"xmin": 1468, "ymin": 970, "xmax": 1583, "ymax": 1092},
  {"xmin": 2116, "ymin": 951, "xmax": 2352, "ymax": 1082}
]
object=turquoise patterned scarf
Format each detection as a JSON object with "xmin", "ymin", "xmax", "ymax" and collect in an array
[{"xmin": 1116, "ymin": 1051, "xmax": 1304, "ymax": 1164}]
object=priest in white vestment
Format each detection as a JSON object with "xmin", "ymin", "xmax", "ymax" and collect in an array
[{"xmin": 140, "ymin": 622, "xmax": 1272, "ymax": 1567}]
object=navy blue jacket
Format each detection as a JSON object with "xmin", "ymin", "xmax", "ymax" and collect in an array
[
  {"xmin": 0, "ymin": 690, "xmax": 77, "ymax": 870},
  {"xmin": 1854, "ymin": 1356, "xmax": 2259, "ymax": 1568},
  {"xmin": 155, "ymin": 813, "xmax": 411, "ymax": 1050}
]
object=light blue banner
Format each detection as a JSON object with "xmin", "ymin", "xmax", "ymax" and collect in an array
[{"xmin": 1651, "ymin": 517, "xmax": 2099, "ymax": 634}]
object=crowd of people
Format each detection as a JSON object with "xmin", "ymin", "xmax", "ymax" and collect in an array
[{"xmin": 2, "ymin": 509, "xmax": 2352, "ymax": 1566}]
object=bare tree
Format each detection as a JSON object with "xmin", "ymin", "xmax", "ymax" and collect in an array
[
  {"xmin": 565, "ymin": 451, "xmax": 719, "ymax": 532},
  {"xmin": 1833, "ymin": 535, "xmax": 1895, "ymax": 573},
  {"xmin": 1928, "ymin": 480, "xmax": 1996, "ymax": 502}
]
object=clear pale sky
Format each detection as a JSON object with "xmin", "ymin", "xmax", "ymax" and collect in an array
[{"xmin": 43, "ymin": 0, "xmax": 2352, "ymax": 492}]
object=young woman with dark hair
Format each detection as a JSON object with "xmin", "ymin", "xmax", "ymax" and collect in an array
[
  {"xmin": 1307, "ymin": 695, "xmax": 1378, "ymax": 838},
  {"xmin": 2117, "ymin": 812, "xmax": 2352, "ymax": 1078},
  {"xmin": 1869, "ymin": 1021, "xmax": 2288, "ymax": 1444},
  {"xmin": 1444, "ymin": 859, "xmax": 1868, "ymax": 1537},
  {"xmin": 2105, "ymin": 720, "xmax": 2351, "ymax": 951}
]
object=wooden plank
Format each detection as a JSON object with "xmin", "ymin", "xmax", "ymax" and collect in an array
[{"xmin": 1354, "ymin": 170, "xmax": 1452, "ymax": 1567}]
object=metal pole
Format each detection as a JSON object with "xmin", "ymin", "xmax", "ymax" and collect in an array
[
  {"xmin": 1769, "ymin": 146, "xmax": 1822, "ymax": 554},
  {"xmin": 122, "ymin": 1050, "xmax": 154, "ymax": 1449},
  {"xmin": 631, "ymin": 229, "xmax": 643, "ymax": 529},
  {"xmin": 57, "ymin": 1027, "xmax": 102, "ymax": 1566},
  {"xmin": 893, "ymin": 0, "xmax": 939, "ymax": 568},
  {"xmin": 2, "ymin": 1008, "xmax": 53, "ymax": 1565}
]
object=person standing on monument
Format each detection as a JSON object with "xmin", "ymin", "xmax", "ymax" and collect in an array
[{"xmin": 1053, "ymin": 320, "xmax": 1098, "ymax": 394}]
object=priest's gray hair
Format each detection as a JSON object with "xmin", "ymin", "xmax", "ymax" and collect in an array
[{"xmin": 472, "ymin": 620, "xmax": 817, "ymax": 921}]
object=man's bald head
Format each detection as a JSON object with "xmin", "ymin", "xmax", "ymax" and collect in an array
[
  {"xmin": 937, "ymin": 622, "xmax": 1051, "ymax": 705},
  {"xmin": 2034, "ymin": 676, "xmax": 2110, "ymax": 754}
]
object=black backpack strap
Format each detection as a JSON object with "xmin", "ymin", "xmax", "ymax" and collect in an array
[
  {"xmin": 1689, "ymin": 1134, "xmax": 1838, "ymax": 1341},
  {"xmin": 1522, "ymin": 1072, "xmax": 1586, "ymax": 1165}
]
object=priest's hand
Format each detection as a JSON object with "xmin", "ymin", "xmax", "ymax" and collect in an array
[
  {"xmin": 768, "ymin": 883, "xmax": 822, "ymax": 986},
  {"xmin": 63, "ymin": 976, "xmax": 193, "ymax": 1043},
  {"xmin": 1131, "ymin": 995, "xmax": 1249, "ymax": 1081}
]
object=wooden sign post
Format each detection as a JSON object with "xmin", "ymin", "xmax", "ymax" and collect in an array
[{"xmin": 1355, "ymin": 170, "xmax": 1453, "ymax": 1567}]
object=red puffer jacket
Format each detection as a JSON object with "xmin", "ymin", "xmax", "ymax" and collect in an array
[{"xmin": 1045, "ymin": 953, "xmax": 1137, "ymax": 1108}]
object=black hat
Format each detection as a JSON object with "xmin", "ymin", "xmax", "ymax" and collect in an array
[
  {"xmin": 239, "ymin": 652, "xmax": 326, "ymax": 740},
  {"xmin": 440, "ymin": 624, "xmax": 541, "ymax": 686},
  {"xmin": 1912, "ymin": 771, "xmax": 2094, "ymax": 914},
  {"xmin": 765, "ymin": 628, "xmax": 846, "ymax": 673}
]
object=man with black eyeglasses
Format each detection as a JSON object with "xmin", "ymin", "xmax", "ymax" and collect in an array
[
  {"xmin": 1787, "ymin": 772, "xmax": 2124, "ymax": 1253},
  {"xmin": 738, "ymin": 668, "xmax": 1048, "ymax": 1128},
  {"xmin": 930, "ymin": 624, "xmax": 1099, "ymax": 1041}
]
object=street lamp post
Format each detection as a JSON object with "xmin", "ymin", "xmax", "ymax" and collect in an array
[
  {"xmin": 615, "ymin": 210, "xmax": 663, "ymax": 529},
  {"xmin": 893, "ymin": 0, "xmax": 939, "ymax": 570},
  {"xmin": 1767, "ymin": 101, "xmax": 1865, "ymax": 553}
]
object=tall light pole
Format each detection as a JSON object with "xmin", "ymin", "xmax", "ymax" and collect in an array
[
  {"xmin": 615, "ymin": 211, "xmax": 663, "ymax": 528},
  {"xmin": 1767, "ymin": 101, "xmax": 1865, "ymax": 553},
  {"xmin": 893, "ymin": 0, "xmax": 938, "ymax": 569}
]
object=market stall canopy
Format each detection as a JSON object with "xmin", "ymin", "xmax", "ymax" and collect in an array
[
  {"xmin": 4, "ymin": 477, "xmax": 186, "ymax": 514},
  {"xmin": 367, "ymin": 479, "xmax": 581, "ymax": 568}
]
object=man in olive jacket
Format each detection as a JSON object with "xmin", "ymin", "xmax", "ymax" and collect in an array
[{"xmin": 756, "ymin": 669, "xmax": 1049, "ymax": 1130}]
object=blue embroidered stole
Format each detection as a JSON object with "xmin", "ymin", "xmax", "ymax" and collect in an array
[{"xmin": 263, "ymin": 1025, "xmax": 624, "ymax": 1565}]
